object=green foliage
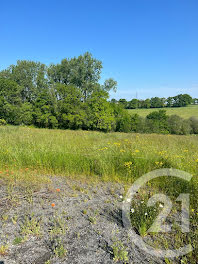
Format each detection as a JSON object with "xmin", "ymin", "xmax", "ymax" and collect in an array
[
  {"xmin": 130, "ymin": 114, "xmax": 145, "ymax": 132},
  {"xmin": 150, "ymin": 97, "xmax": 165, "ymax": 108},
  {"xmin": 86, "ymin": 90, "xmax": 116, "ymax": 132},
  {"xmin": 102, "ymin": 78, "xmax": 117, "ymax": 92},
  {"xmin": 0, "ymin": 54, "xmax": 196, "ymax": 135},
  {"xmin": 128, "ymin": 98, "xmax": 139, "ymax": 109},
  {"xmin": 112, "ymin": 240, "xmax": 128, "ymax": 263},
  {"xmin": 146, "ymin": 110, "xmax": 169, "ymax": 133},
  {"xmin": 0, "ymin": 119, "xmax": 7, "ymax": 126},
  {"xmin": 13, "ymin": 236, "xmax": 23, "ymax": 245},
  {"xmin": 168, "ymin": 115, "xmax": 192, "ymax": 135},
  {"xmin": 118, "ymin": 98, "xmax": 128, "ymax": 108},
  {"xmin": 48, "ymin": 52, "xmax": 103, "ymax": 101},
  {"xmin": 0, "ymin": 53, "xmax": 117, "ymax": 132},
  {"xmin": 122, "ymin": 94, "xmax": 194, "ymax": 110},
  {"xmin": 189, "ymin": 116, "xmax": 198, "ymax": 134},
  {"xmin": 0, "ymin": 60, "xmax": 48, "ymax": 102}
]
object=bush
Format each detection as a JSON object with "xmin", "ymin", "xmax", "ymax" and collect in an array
[
  {"xmin": 168, "ymin": 115, "xmax": 192, "ymax": 135},
  {"xmin": 146, "ymin": 110, "xmax": 169, "ymax": 133},
  {"xmin": 131, "ymin": 114, "xmax": 145, "ymax": 133},
  {"xmin": 168, "ymin": 115, "xmax": 184, "ymax": 134},
  {"xmin": 112, "ymin": 104, "xmax": 131, "ymax": 132},
  {"xmin": 0, "ymin": 119, "xmax": 7, "ymax": 126},
  {"xmin": 181, "ymin": 119, "xmax": 192, "ymax": 135},
  {"xmin": 116, "ymin": 112, "xmax": 132, "ymax": 133},
  {"xmin": 189, "ymin": 116, "xmax": 198, "ymax": 134}
]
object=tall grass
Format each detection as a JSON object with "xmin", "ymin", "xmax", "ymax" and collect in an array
[
  {"xmin": 0, "ymin": 126, "xmax": 197, "ymax": 263},
  {"xmin": 0, "ymin": 126, "xmax": 197, "ymax": 181}
]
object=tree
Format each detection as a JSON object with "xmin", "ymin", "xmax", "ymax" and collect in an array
[
  {"xmin": 20, "ymin": 103, "xmax": 33, "ymax": 125},
  {"xmin": 0, "ymin": 60, "xmax": 48, "ymax": 102},
  {"xmin": 86, "ymin": 90, "xmax": 116, "ymax": 132},
  {"xmin": 48, "ymin": 52, "xmax": 103, "ymax": 101},
  {"xmin": 150, "ymin": 97, "xmax": 164, "ymax": 108},
  {"xmin": 172, "ymin": 94, "xmax": 192, "ymax": 107},
  {"xmin": 142, "ymin": 99, "xmax": 151, "ymax": 108},
  {"xmin": 33, "ymin": 89, "xmax": 58, "ymax": 128},
  {"xmin": 111, "ymin": 98, "xmax": 117, "ymax": 104},
  {"xmin": 102, "ymin": 78, "xmax": 117, "ymax": 92},
  {"xmin": 118, "ymin": 99, "xmax": 128, "ymax": 109},
  {"xmin": 56, "ymin": 84, "xmax": 85, "ymax": 129},
  {"xmin": 166, "ymin": 97, "xmax": 174, "ymax": 107},
  {"xmin": 192, "ymin": 98, "xmax": 198, "ymax": 105},
  {"xmin": 128, "ymin": 99, "xmax": 139, "ymax": 109},
  {"xmin": 0, "ymin": 78, "xmax": 22, "ymax": 124}
]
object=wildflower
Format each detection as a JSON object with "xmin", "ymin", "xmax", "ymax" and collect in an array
[
  {"xmin": 56, "ymin": 188, "xmax": 60, "ymax": 192},
  {"xmin": 141, "ymin": 201, "xmax": 144, "ymax": 204},
  {"xmin": 135, "ymin": 149, "xmax": 140, "ymax": 153},
  {"xmin": 119, "ymin": 195, "xmax": 123, "ymax": 199},
  {"xmin": 51, "ymin": 203, "xmax": 55, "ymax": 207},
  {"xmin": 159, "ymin": 203, "xmax": 163, "ymax": 208},
  {"xmin": 131, "ymin": 208, "xmax": 135, "ymax": 213},
  {"xmin": 191, "ymin": 209, "xmax": 194, "ymax": 213},
  {"xmin": 145, "ymin": 212, "xmax": 148, "ymax": 216},
  {"xmin": 120, "ymin": 149, "xmax": 126, "ymax": 153},
  {"xmin": 99, "ymin": 147, "xmax": 108, "ymax": 151},
  {"xmin": 126, "ymin": 198, "xmax": 131, "ymax": 202},
  {"xmin": 124, "ymin": 161, "xmax": 132, "ymax": 168}
]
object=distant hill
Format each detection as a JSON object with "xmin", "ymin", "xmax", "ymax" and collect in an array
[{"xmin": 128, "ymin": 105, "xmax": 198, "ymax": 119}]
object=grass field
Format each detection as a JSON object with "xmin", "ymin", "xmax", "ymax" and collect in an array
[
  {"xmin": 0, "ymin": 126, "xmax": 198, "ymax": 181},
  {"xmin": 128, "ymin": 105, "xmax": 198, "ymax": 119},
  {"xmin": 0, "ymin": 126, "xmax": 197, "ymax": 263}
]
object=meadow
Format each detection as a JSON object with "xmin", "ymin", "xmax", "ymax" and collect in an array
[
  {"xmin": 128, "ymin": 105, "xmax": 198, "ymax": 119},
  {"xmin": 0, "ymin": 126, "xmax": 197, "ymax": 263},
  {"xmin": 0, "ymin": 126, "xmax": 198, "ymax": 181}
]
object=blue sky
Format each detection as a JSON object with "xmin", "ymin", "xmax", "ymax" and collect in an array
[{"xmin": 0, "ymin": 0, "xmax": 198, "ymax": 99}]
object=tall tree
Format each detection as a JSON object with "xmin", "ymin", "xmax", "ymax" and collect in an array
[
  {"xmin": 0, "ymin": 60, "xmax": 48, "ymax": 102},
  {"xmin": 48, "ymin": 52, "xmax": 103, "ymax": 101}
]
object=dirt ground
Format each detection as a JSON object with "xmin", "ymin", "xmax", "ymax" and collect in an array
[{"xmin": 0, "ymin": 176, "xmax": 164, "ymax": 264}]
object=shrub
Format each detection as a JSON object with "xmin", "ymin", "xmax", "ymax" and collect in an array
[
  {"xmin": 113, "ymin": 104, "xmax": 131, "ymax": 132},
  {"xmin": 189, "ymin": 116, "xmax": 198, "ymax": 134},
  {"xmin": 116, "ymin": 111, "xmax": 132, "ymax": 133},
  {"xmin": 181, "ymin": 119, "xmax": 192, "ymax": 135},
  {"xmin": 168, "ymin": 115, "xmax": 184, "ymax": 134},
  {"xmin": 146, "ymin": 110, "xmax": 169, "ymax": 133},
  {"xmin": 131, "ymin": 114, "xmax": 145, "ymax": 133},
  {"xmin": 168, "ymin": 115, "xmax": 192, "ymax": 135},
  {"xmin": 0, "ymin": 119, "xmax": 7, "ymax": 126}
]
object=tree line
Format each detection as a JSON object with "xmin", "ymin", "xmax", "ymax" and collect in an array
[
  {"xmin": 0, "ymin": 52, "xmax": 197, "ymax": 134},
  {"xmin": 112, "ymin": 94, "xmax": 197, "ymax": 109}
]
